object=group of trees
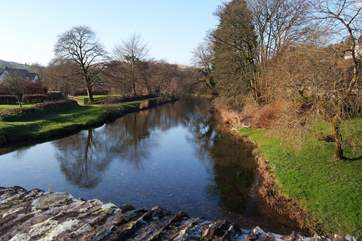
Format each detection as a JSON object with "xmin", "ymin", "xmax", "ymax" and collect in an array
[
  {"xmin": 45, "ymin": 27, "xmax": 199, "ymax": 102},
  {"xmin": 194, "ymin": 0, "xmax": 361, "ymax": 160}
]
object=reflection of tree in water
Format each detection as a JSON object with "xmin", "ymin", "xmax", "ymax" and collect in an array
[
  {"xmin": 54, "ymin": 115, "xmax": 159, "ymax": 188},
  {"xmin": 53, "ymin": 98, "xmax": 226, "ymax": 189},
  {"xmin": 55, "ymin": 129, "xmax": 112, "ymax": 188},
  {"xmin": 51, "ymin": 99, "xmax": 290, "ymax": 230},
  {"xmin": 185, "ymin": 102, "xmax": 257, "ymax": 214},
  {"xmin": 52, "ymin": 99, "xmax": 207, "ymax": 188},
  {"xmin": 102, "ymin": 112, "xmax": 157, "ymax": 168},
  {"xmin": 209, "ymin": 134, "xmax": 256, "ymax": 213}
]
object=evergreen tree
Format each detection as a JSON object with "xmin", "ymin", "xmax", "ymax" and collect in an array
[{"xmin": 212, "ymin": 0, "xmax": 257, "ymax": 99}]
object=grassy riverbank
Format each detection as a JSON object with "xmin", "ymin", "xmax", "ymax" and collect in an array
[
  {"xmin": 0, "ymin": 97, "xmax": 175, "ymax": 146},
  {"xmin": 0, "ymin": 104, "xmax": 35, "ymax": 113},
  {"xmin": 240, "ymin": 118, "xmax": 362, "ymax": 238}
]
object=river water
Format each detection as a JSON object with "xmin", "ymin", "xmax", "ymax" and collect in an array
[{"xmin": 0, "ymin": 98, "xmax": 296, "ymax": 233}]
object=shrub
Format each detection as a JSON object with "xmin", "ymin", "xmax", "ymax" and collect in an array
[
  {"xmin": 46, "ymin": 91, "xmax": 65, "ymax": 101},
  {"xmin": 254, "ymin": 99, "xmax": 288, "ymax": 128},
  {"xmin": 86, "ymin": 94, "xmax": 158, "ymax": 105},
  {"xmin": 23, "ymin": 94, "xmax": 46, "ymax": 104},
  {"xmin": 74, "ymin": 89, "xmax": 109, "ymax": 96},
  {"xmin": 0, "ymin": 85, "xmax": 9, "ymax": 95},
  {"xmin": 0, "ymin": 100, "xmax": 79, "ymax": 121},
  {"xmin": 35, "ymin": 100, "xmax": 79, "ymax": 111},
  {"xmin": 0, "ymin": 95, "xmax": 18, "ymax": 104},
  {"xmin": 24, "ymin": 82, "xmax": 46, "ymax": 94}
]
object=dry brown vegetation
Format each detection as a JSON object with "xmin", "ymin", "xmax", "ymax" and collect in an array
[{"xmin": 199, "ymin": 0, "xmax": 361, "ymax": 160}]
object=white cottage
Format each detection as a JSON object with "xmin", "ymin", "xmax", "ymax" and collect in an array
[{"xmin": 0, "ymin": 66, "xmax": 40, "ymax": 82}]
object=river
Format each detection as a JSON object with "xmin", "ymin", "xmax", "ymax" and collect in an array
[{"xmin": 0, "ymin": 98, "xmax": 296, "ymax": 233}]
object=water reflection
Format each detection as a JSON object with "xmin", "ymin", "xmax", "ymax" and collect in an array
[
  {"xmin": 0, "ymin": 98, "xmax": 295, "ymax": 233},
  {"xmin": 54, "ymin": 100, "xmax": 214, "ymax": 188},
  {"xmin": 54, "ymin": 99, "xmax": 257, "ymax": 214},
  {"xmin": 55, "ymin": 129, "xmax": 112, "ymax": 188}
]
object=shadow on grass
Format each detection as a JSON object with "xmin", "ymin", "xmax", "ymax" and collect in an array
[
  {"xmin": 345, "ymin": 155, "xmax": 362, "ymax": 161},
  {"xmin": 12, "ymin": 106, "xmax": 95, "ymax": 122}
]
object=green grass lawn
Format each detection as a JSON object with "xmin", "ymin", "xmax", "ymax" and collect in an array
[
  {"xmin": 0, "ymin": 105, "xmax": 103, "ymax": 143},
  {"xmin": 240, "ymin": 118, "xmax": 362, "ymax": 238},
  {"xmin": 0, "ymin": 101, "xmax": 141, "ymax": 145},
  {"xmin": 0, "ymin": 96, "xmax": 171, "ymax": 146},
  {"xmin": 0, "ymin": 104, "xmax": 35, "ymax": 113},
  {"xmin": 73, "ymin": 95, "xmax": 121, "ymax": 105}
]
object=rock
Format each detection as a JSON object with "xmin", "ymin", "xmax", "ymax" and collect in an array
[
  {"xmin": 0, "ymin": 187, "xmax": 356, "ymax": 241},
  {"xmin": 32, "ymin": 192, "xmax": 73, "ymax": 210}
]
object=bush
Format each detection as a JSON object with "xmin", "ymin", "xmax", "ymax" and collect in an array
[
  {"xmin": 0, "ymin": 86, "xmax": 9, "ymax": 95},
  {"xmin": 46, "ymin": 91, "xmax": 65, "ymax": 102},
  {"xmin": 0, "ymin": 95, "xmax": 18, "ymax": 104},
  {"xmin": 35, "ymin": 100, "xmax": 79, "ymax": 111},
  {"xmin": 83, "ymin": 94, "xmax": 158, "ymax": 105},
  {"xmin": 24, "ymin": 82, "xmax": 46, "ymax": 94},
  {"xmin": 104, "ymin": 94, "xmax": 158, "ymax": 104},
  {"xmin": 23, "ymin": 94, "xmax": 46, "ymax": 104},
  {"xmin": 74, "ymin": 89, "xmax": 109, "ymax": 96},
  {"xmin": 0, "ymin": 100, "xmax": 79, "ymax": 121},
  {"xmin": 21, "ymin": 92, "xmax": 65, "ymax": 104}
]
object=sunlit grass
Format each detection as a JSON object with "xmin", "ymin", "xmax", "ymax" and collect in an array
[
  {"xmin": 0, "ymin": 101, "xmax": 141, "ymax": 144},
  {"xmin": 0, "ymin": 104, "xmax": 35, "ymax": 113},
  {"xmin": 240, "ymin": 117, "xmax": 362, "ymax": 238},
  {"xmin": 73, "ymin": 95, "xmax": 122, "ymax": 105}
]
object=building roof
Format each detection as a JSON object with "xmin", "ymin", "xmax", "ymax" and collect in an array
[{"xmin": 0, "ymin": 66, "xmax": 39, "ymax": 80}]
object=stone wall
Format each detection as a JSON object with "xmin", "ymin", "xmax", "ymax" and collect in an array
[{"xmin": 0, "ymin": 187, "xmax": 355, "ymax": 241}]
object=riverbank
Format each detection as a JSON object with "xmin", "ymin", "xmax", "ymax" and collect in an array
[
  {"xmin": 239, "ymin": 118, "xmax": 362, "ymax": 239},
  {"xmin": 211, "ymin": 100, "xmax": 361, "ymax": 238},
  {"xmin": 0, "ymin": 186, "xmax": 350, "ymax": 241},
  {"xmin": 0, "ymin": 96, "xmax": 177, "ymax": 147}
]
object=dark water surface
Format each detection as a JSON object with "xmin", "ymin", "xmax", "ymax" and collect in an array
[{"xmin": 0, "ymin": 99, "xmax": 295, "ymax": 233}]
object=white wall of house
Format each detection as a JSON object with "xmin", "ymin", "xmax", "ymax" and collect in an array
[
  {"xmin": 0, "ymin": 69, "xmax": 39, "ymax": 82},
  {"xmin": 0, "ymin": 71, "xmax": 9, "ymax": 82}
]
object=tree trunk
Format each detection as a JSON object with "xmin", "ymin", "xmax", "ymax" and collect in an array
[
  {"xmin": 143, "ymin": 76, "xmax": 151, "ymax": 95},
  {"xmin": 83, "ymin": 129, "xmax": 93, "ymax": 179},
  {"xmin": 17, "ymin": 95, "xmax": 23, "ymax": 109},
  {"xmin": 131, "ymin": 63, "xmax": 137, "ymax": 96},
  {"xmin": 333, "ymin": 114, "xmax": 344, "ymax": 160},
  {"xmin": 86, "ymin": 80, "xmax": 94, "ymax": 103},
  {"xmin": 132, "ymin": 81, "xmax": 137, "ymax": 96}
]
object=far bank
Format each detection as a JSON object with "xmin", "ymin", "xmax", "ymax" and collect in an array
[{"xmin": 0, "ymin": 96, "xmax": 177, "ymax": 147}]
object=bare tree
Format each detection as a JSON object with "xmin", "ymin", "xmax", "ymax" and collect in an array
[
  {"xmin": 43, "ymin": 59, "xmax": 83, "ymax": 95},
  {"xmin": 192, "ymin": 38, "xmax": 217, "ymax": 93},
  {"xmin": 247, "ymin": 0, "xmax": 310, "ymax": 63},
  {"xmin": 3, "ymin": 74, "xmax": 26, "ymax": 107},
  {"xmin": 114, "ymin": 34, "xmax": 149, "ymax": 96},
  {"xmin": 310, "ymin": 0, "xmax": 361, "ymax": 160},
  {"xmin": 55, "ymin": 26, "xmax": 107, "ymax": 102}
]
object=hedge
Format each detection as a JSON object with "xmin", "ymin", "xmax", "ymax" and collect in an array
[
  {"xmin": 46, "ymin": 91, "xmax": 65, "ymax": 102},
  {"xmin": 0, "ymin": 100, "xmax": 79, "ymax": 121},
  {"xmin": 23, "ymin": 94, "xmax": 46, "ymax": 104},
  {"xmin": 84, "ymin": 94, "xmax": 158, "ymax": 104},
  {"xmin": 0, "ymin": 95, "xmax": 18, "ymax": 104}
]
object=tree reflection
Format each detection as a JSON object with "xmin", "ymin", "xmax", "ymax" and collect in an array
[
  {"xmin": 55, "ymin": 129, "xmax": 112, "ymax": 188},
  {"xmin": 186, "ymin": 105, "xmax": 257, "ymax": 215},
  {"xmin": 52, "ymin": 99, "xmax": 207, "ymax": 188},
  {"xmin": 52, "ymin": 97, "xmax": 256, "ymax": 203},
  {"xmin": 47, "ymin": 98, "xmax": 290, "ymax": 230},
  {"xmin": 209, "ymin": 134, "xmax": 256, "ymax": 213},
  {"xmin": 102, "ymin": 112, "xmax": 156, "ymax": 168}
]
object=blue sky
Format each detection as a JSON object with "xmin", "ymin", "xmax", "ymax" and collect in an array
[{"xmin": 0, "ymin": 0, "xmax": 222, "ymax": 66}]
